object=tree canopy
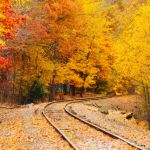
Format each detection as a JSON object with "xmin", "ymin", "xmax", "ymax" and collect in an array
[{"xmin": 0, "ymin": 0, "xmax": 149, "ymax": 102}]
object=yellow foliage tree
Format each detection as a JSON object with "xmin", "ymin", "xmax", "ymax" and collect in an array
[
  {"xmin": 114, "ymin": 3, "xmax": 150, "ymax": 90},
  {"xmin": 54, "ymin": 0, "xmax": 114, "ymax": 95}
]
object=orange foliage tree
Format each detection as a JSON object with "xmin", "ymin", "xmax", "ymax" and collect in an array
[
  {"xmin": 0, "ymin": 0, "xmax": 22, "ymax": 72},
  {"xmin": 0, "ymin": 0, "xmax": 24, "ymax": 102}
]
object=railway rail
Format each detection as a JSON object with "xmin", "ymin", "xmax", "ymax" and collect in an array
[
  {"xmin": 0, "ymin": 106, "xmax": 20, "ymax": 109},
  {"xmin": 65, "ymin": 99, "xmax": 147, "ymax": 150},
  {"xmin": 1, "ymin": 96, "xmax": 147, "ymax": 150},
  {"xmin": 42, "ymin": 96, "xmax": 144, "ymax": 150},
  {"xmin": 42, "ymin": 97, "xmax": 101, "ymax": 150}
]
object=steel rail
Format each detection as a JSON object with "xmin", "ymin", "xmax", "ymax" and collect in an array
[
  {"xmin": 42, "ymin": 96, "xmax": 102, "ymax": 150},
  {"xmin": 42, "ymin": 104, "xmax": 79, "ymax": 150},
  {"xmin": 1, "ymin": 96, "xmax": 145, "ymax": 149},
  {"xmin": 0, "ymin": 105, "xmax": 21, "ymax": 109},
  {"xmin": 65, "ymin": 101, "xmax": 146, "ymax": 150}
]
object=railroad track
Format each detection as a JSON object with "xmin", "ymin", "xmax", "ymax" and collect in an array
[
  {"xmin": 65, "ymin": 99, "xmax": 147, "ymax": 150},
  {"xmin": 1, "ymin": 97, "xmax": 147, "ymax": 149},
  {"xmin": 42, "ymin": 96, "xmax": 144, "ymax": 150},
  {"xmin": 43, "ymin": 97, "xmax": 101, "ymax": 150},
  {"xmin": 0, "ymin": 105, "xmax": 20, "ymax": 109}
]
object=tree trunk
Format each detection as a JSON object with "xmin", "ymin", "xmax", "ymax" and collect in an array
[
  {"xmin": 18, "ymin": 60, "xmax": 25, "ymax": 104},
  {"xmin": 80, "ymin": 75, "xmax": 87, "ymax": 97},
  {"xmin": 28, "ymin": 80, "xmax": 37, "ymax": 103},
  {"xmin": 63, "ymin": 84, "xmax": 67, "ymax": 95},
  {"xmin": 143, "ymin": 84, "xmax": 150, "ymax": 129},
  {"xmin": 48, "ymin": 83, "xmax": 54, "ymax": 101},
  {"xmin": 145, "ymin": 85, "xmax": 150, "ymax": 129},
  {"xmin": 70, "ymin": 85, "xmax": 76, "ymax": 96},
  {"xmin": 12, "ymin": 55, "xmax": 16, "ymax": 100},
  {"xmin": 48, "ymin": 72, "xmax": 56, "ymax": 101},
  {"xmin": 80, "ymin": 86, "xmax": 84, "ymax": 97}
]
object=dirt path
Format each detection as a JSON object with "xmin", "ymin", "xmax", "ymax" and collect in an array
[{"xmin": 0, "ymin": 103, "xmax": 71, "ymax": 150}]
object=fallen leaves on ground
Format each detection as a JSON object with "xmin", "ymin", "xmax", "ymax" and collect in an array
[{"xmin": 0, "ymin": 103, "xmax": 71, "ymax": 150}]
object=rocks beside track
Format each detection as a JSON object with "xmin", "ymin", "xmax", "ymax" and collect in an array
[
  {"xmin": 66, "ymin": 102, "xmax": 150, "ymax": 150},
  {"xmin": 99, "ymin": 106, "xmax": 109, "ymax": 115},
  {"xmin": 125, "ymin": 112, "xmax": 133, "ymax": 119},
  {"xmin": 45, "ymin": 101, "xmax": 136, "ymax": 150}
]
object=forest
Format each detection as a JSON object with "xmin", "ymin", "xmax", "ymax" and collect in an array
[
  {"xmin": 0, "ymin": 0, "xmax": 149, "ymax": 107},
  {"xmin": 0, "ymin": 0, "xmax": 150, "ymax": 150}
]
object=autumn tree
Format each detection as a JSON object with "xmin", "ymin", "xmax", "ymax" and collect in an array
[
  {"xmin": 0, "ymin": 0, "xmax": 23, "ymax": 101},
  {"xmin": 35, "ymin": 0, "xmax": 114, "ymax": 97},
  {"xmin": 9, "ymin": 0, "xmax": 54, "ymax": 103},
  {"xmin": 113, "ymin": 1, "xmax": 150, "ymax": 126},
  {"xmin": 1, "ymin": 0, "xmax": 149, "ymax": 104},
  {"xmin": 67, "ymin": 0, "xmax": 113, "ymax": 95},
  {"xmin": 0, "ymin": 0, "xmax": 21, "ymax": 70}
]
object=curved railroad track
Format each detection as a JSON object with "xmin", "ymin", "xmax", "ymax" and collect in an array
[
  {"xmin": 42, "ymin": 97, "xmax": 101, "ymax": 150},
  {"xmin": 42, "ymin": 96, "xmax": 144, "ymax": 150},
  {"xmin": 65, "ymin": 100, "xmax": 148, "ymax": 150},
  {"xmin": 1, "ymin": 97, "xmax": 147, "ymax": 149}
]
